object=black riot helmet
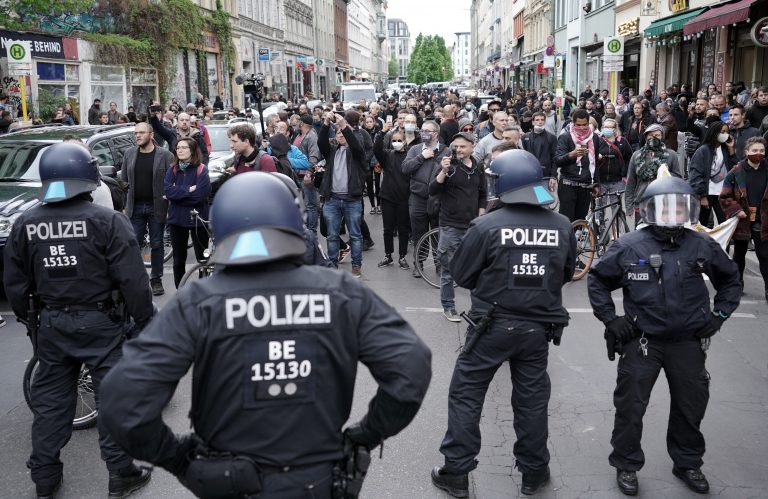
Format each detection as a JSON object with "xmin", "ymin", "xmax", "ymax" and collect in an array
[
  {"xmin": 209, "ymin": 172, "xmax": 306, "ymax": 266},
  {"xmin": 485, "ymin": 149, "xmax": 554, "ymax": 206},
  {"xmin": 38, "ymin": 142, "xmax": 100, "ymax": 203},
  {"xmin": 639, "ymin": 175, "xmax": 699, "ymax": 228}
]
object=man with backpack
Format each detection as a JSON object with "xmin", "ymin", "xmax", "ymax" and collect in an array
[
  {"xmin": 119, "ymin": 122, "xmax": 174, "ymax": 296},
  {"xmin": 226, "ymin": 123, "xmax": 277, "ymax": 175}
]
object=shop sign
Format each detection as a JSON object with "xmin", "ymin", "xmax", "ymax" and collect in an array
[
  {"xmin": 669, "ymin": 0, "xmax": 688, "ymax": 13},
  {"xmin": 0, "ymin": 29, "xmax": 64, "ymax": 59},
  {"xmin": 750, "ymin": 17, "xmax": 768, "ymax": 48},
  {"xmin": 536, "ymin": 63, "xmax": 548, "ymax": 75},
  {"xmin": 270, "ymin": 50, "xmax": 282, "ymax": 65},
  {"xmin": 258, "ymin": 48, "xmax": 270, "ymax": 62},
  {"xmin": 617, "ymin": 18, "xmax": 640, "ymax": 37}
]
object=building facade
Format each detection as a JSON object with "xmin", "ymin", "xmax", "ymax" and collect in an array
[
  {"xmin": 312, "ymin": 0, "xmax": 337, "ymax": 99},
  {"xmin": 388, "ymin": 18, "xmax": 411, "ymax": 80},
  {"xmin": 334, "ymin": 0, "xmax": 351, "ymax": 85},
  {"xmin": 452, "ymin": 32, "xmax": 471, "ymax": 81},
  {"xmin": 237, "ymin": 0, "xmax": 287, "ymax": 104}
]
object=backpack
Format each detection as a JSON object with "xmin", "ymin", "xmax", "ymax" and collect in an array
[
  {"xmin": 684, "ymin": 132, "xmax": 700, "ymax": 158},
  {"xmin": 100, "ymin": 175, "xmax": 129, "ymax": 212},
  {"xmin": 264, "ymin": 151, "xmax": 299, "ymax": 184}
]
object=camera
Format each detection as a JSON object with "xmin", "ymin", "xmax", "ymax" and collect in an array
[
  {"xmin": 448, "ymin": 147, "xmax": 459, "ymax": 175},
  {"xmin": 149, "ymin": 104, "xmax": 161, "ymax": 113},
  {"xmin": 235, "ymin": 73, "xmax": 265, "ymax": 102}
]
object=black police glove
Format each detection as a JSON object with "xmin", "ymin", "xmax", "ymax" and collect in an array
[
  {"xmin": 158, "ymin": 433, "xmax": 203, "ymax": 477},
  {"xmin": 605, "ymin": 316, "xmax": 635, "ymax": 345},
  {"xmin": 603, "ymin": 330, "xmax": 625, "ymax": 361},
  {"xmin": 695, "ymin": 313, "xmax": 725, "ymax": 339},
  {"xmin": 547, "ymin": 325, "xmax": 564, "ymax": 346},
  {"xmin": 343, "ymin": 422, "xmax": 381, "ymax": 451}
]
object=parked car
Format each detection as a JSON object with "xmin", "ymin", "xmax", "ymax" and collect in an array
[
  {"xmin": 0, "ymin": 124, "xmax": 138, "ymax": 278},
  {"xmin": 204, "ymin": 122, "xmax": 263, "ymax": 196}
]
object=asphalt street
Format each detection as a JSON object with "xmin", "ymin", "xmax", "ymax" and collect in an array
[{"xmin": 0, "ymin": 202, "xmax": 767, "ymax": 499}]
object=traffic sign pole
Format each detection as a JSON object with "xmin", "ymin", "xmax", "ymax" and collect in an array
[{"xmin": 19, "ymin": 76, "xmax": 27, "ymax": 121}]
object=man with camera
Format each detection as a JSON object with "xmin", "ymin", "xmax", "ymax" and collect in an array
[
  {"xmin": 428, "ymin": 132, "xmax": 486, "ymax": 322},
  {"xmin": 148, "ymin": 102, "xmax": 209, "ymax": 165}
]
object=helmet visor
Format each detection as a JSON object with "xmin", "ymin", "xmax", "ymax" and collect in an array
[
  {"xmin": 640, "ymin": 193, "xmax": 700, "ymax": 227},
  {"xmin": 485, "ymin": 167, "xmax": 500, "ymax": 202}
]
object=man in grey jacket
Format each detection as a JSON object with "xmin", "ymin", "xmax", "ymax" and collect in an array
[
  {"xmin": 297, "ymin": 114, "xmax": 322, "ymax": 234},
  {"xmin": 119, "ymin": 122, "xmax": 174, "ymax": 295}
]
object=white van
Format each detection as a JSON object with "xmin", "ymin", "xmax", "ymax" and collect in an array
[{"xmin": 341, "ymin": 83, "xmax": 376, "ymax": 110}]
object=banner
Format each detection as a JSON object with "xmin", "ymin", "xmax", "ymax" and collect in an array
[{"xmin": 0, "ymin": 29, "xmax": 64, "ymax": 59}]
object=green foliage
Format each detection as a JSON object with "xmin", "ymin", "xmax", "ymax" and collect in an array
[
  {"xmin": 407, "ymin": 34, "xmax": 454, "ymax": 85},
  {"xmin": 388, "ymin": 55, "xmax": 399, "ymax": 79},
  {"xmin": 0, "ymin": 0, "xmax": 94, "ymax": 28},
  {"xmin": 82, "ymin": 32, "xmax": 156, "ymax": 67},
  {"xmin": 37, "ymin": 88, "xmax": 68, "ymax": 121}
]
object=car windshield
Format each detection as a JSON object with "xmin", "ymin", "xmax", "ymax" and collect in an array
[
  {"xmin": 208, "ymin": 127, "xmax": 232, "ymax": 152},
  {"xmin": 0, "ymin": 143, "xmax": 48, "ymax": 180},
  {"xmin": 342, "ymin": 89, "xmax": 375, "ymax": 103}
]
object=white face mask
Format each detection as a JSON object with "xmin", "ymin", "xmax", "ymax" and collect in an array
[
  {"xmin": 533, "ymin": 125, "xmax": 545, "ymax": 133},
  {"xmin": 718, "ymin": 133, "xmax": 730, "ymax": 143},
  {"xmin": 392, "ymin": 141, "xmax": 404, "ymax": 151}
]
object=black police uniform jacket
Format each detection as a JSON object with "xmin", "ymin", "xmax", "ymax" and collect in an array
[
  {"xmin": 3, "ymin": 197, "xmax": 153, "ymax": 324},
  {"xmin": 588, "ymin": 227, "xmax": 741, "ymax": 336},
  {"xmin": 450, "ymin": 204, "xmax": 576, "ymax": 325},
  {"xmin": 100, "ymin": 263, "xmax": 432, "ymax": 468}
]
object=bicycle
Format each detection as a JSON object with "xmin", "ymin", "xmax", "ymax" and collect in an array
[
  {"xmin": 141, "ymin": 227, "xmax": 173, "ymax": 268},
  {"xmin": 178, "ymin": 209, "xmax": 215, "ymax": 287},
  {"xmin": 23, "ymin": 356, "xmax": 97, "ymax": 430},
  {"xmin": 571, "ymin": 188, "xmax": 630, "ymax": 281},
  {"xmin": 414, "ymin": 227, "xmax": 459, "ymax": 289}
]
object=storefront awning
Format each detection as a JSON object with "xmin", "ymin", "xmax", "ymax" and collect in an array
[
  {"xmin": 643, "ymin": 8, "xmax": 707, "ymax": 38},
  {"xmin": 683, "ymin": 0, "xmax": 756, "ymax": 36}
]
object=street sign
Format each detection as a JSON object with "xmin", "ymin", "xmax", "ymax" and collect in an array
[
  {"xmin": 5, "ymin": 39, "xmax": 32, "ymax": 76},
  {"xmin": 602, "ymin": 55, "xmax": 624, "ymax": 72},
  {"xmin": 604, "ymin": 36, "xmax": 625, "ymax": 56},
  {"xmin": 545, "ymin": 46, "xmax": 554, "ymax": 56},
  {"xmin": 555, "ymin": 56, "xmax": 563, "ymax": 80},
  {"xmin": 543, "ymin": 55, "xmax": 555, "ymax": 68}
]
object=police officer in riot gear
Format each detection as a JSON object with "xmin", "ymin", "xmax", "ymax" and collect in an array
[
  {"xmin": 588, "ymin": 176, "xmax": 742, "ymax": 496},
  {"xmin": 99, "ymin": 172, "xmax": 432, "ymax": 498},
  {"xmin": 431, "ymin": 150, "xmax": 576, "ymax": 497},
  {"xmin": 3, "ymin": 143, "xmax": 154, "ymax": 499}
]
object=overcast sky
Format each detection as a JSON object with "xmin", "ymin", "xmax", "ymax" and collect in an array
[{"xmin": 385, "ymin": 0, "xmax": 472, "ymax": 48}]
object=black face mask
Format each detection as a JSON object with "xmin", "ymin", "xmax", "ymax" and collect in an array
[{"xmin": 651, "ymin": 225, "xmax": 685, "ymax": 242}]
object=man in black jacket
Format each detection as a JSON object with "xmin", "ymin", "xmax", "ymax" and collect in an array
[
  {"xmin": 522, "ymin": 112, "xmax": 558, "ymax": 189},
  {"xmin": 319, "ymin": 112, "xmax": 367, "ymax": 276},
  {"xmin": 429, "ymin": 133, "xmax": 486, "ymax": 322},
  {"xmin": 148, "ymin": 107, "xmax": 209, "ymax": 165},
  {"xmin": 402, "ymin": 120, "xmax": 451, "ymax": 277}
]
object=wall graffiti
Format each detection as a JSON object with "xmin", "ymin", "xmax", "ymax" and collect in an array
[
  {"xmin": 25, "ymin": 11, "xmax": 119, "ymax": 36},
  {"xmin": 1, "ymin": 75, "xmax": 23, "ymax": 113}
]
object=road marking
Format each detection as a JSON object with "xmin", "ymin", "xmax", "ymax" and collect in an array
[
  {"xmin": 405, "ymin": 307, "xmax": 445, "ymax": 313},
  {"xmin": 405, "ymin": 306, "xmax": 757, "ymax": 319}
]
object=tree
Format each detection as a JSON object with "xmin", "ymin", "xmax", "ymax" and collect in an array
[
  {"xmin": 388, "ymin": 55, "xmax": 399, "ymax": 80},
  {"xmin": 407, "ymin": 34, "xmax": 453, "ymax": 85}
]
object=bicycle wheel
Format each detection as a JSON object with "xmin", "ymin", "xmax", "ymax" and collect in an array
[
  {"xmin": 610, "ymin": 210, "xmax": 630, "ymax": 241},
  {"xmin": 24, "ymin": 356, "xmax": 98, "ymax": 430},
  {"xmin": 571, "ymin": 219, "xmax": 596, "ymax": 281},
  {"xmin": 179, "ymin": 262, "xmax": 214, "ymax": 288},
  {"xmin": 142, "ymin": 228, "xmax": 173, "ymax": 268},
  {"xmin": 415, "ymin": 228, "xmax": 441, "ymax": 289}
]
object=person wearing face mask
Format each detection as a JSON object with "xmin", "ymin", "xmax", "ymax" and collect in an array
[
  {"xmin": 588, "ymin": 176, "xmax": 741, "ymax": 497},
  {"xmin": 596, "ymin": 118, "xmax": 633, "ymax": 224},
  {"xmin": 522, "ymin": 112, "xmax": 558, "ymax": 191},
  {"xmin": 460, "ymin": 101, "xmax": 477, "ymax": 123},
  {"xmin": 727, "ymin": 104, "xmax": 760, "ymax": 162},
  {"xmin": 402, "ymin": 120, "xmax": 451, "ymax": 277},
  {"xmin": 688, "ymin": 121, "xmax": 737, "ymax": 227},
  {"xmin": 719, "ymin": 137, "xmax": 768, "ymax": 298},
  {"xmin": 625, "ymin": 124, "xmax": 683, "ymax": 224},
  {"xmin": 555, "ymin": 110, "xmax": 603, "ymax": 222},
  {"xmin": 374, "ymin": 124, "xmax": 413, "ymax": 270}
]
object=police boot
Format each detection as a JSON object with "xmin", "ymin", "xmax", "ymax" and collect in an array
[
  {"xmin": 431, "ymin": 466, "xmax": 468, "ymax": 498},
  {"xmin": 107, "ymin": 463, "xmax": 152, "ymax": 498},
  {"xmin": 616, "ymin": 469, "xmax": 638, "ymax": 496},
  {"xmin": 520, "ymin": 466, "xmax": 550, "ymax": 495},
  {"xmin": 36, "ymin": 477, "xmax": 62, "ymax": 499},
  {"xmin": 672, "ymin": 467, "xmax": 709, "ymax": 494}
]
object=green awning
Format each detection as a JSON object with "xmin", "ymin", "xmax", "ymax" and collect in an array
[{"xmin": 643, "ymin": 8, "xmax": 707, "ymax": 38}]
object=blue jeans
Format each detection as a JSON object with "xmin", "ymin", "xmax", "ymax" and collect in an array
[
  {"xmin": 438, "ymin": 226, "xmax": 466, "ymax": 310},
  {"xmin": 130, "ymin": 201, "xmax": 164, "ymax": 280},
  {"xmin": 323, "ymin": 196, "xmax": 363, "ymax": 267},
  {"xmin": 302, "ymin": 181, "xmax": 320, "ymax": 234}
]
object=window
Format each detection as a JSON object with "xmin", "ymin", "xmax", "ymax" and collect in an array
[
  {"xmin": 129, "ymin": 68, "xmax": 158, "ymax": 114},
  {"xmin": 91, "ymin": 65, "xmax": 125, "ymax": 114},
  {"xmin": 90, "ymin": 140, "xmax": 115, "ymax": 167},
  {"xmin": 37, "ymin": 62, "xmax": 81, "ymax": 120}
]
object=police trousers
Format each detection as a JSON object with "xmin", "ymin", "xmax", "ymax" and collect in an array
[
  {"xmin": 610, "ymin": 336, "xmax": 710, "ymax": 472},
  {"xmin": 29, "ymin": 309, "xmax": 131, "ymax": 486},
  {"xmin": 440, "ymin": 318, "xmax": 551, "ymax": 474}
]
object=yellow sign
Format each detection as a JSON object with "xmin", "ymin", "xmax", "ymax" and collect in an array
[{"xmin": 670, "ymin": 0, "xmax": 688, "ymax": 13}]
